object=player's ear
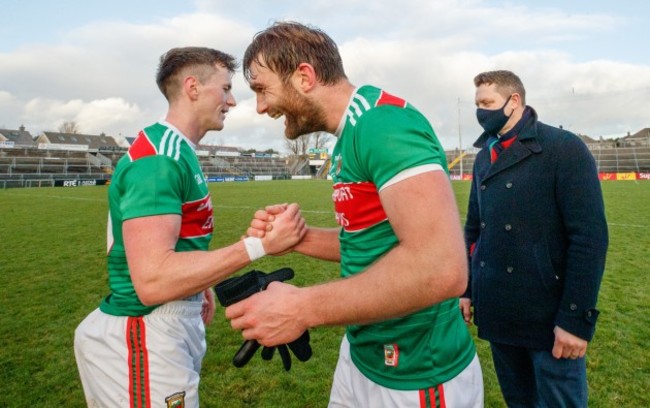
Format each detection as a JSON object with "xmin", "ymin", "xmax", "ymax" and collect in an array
[
  {"xmin": 293, "ymin": 63, "xmax": 317, "ymax": 92},
  {"xmin": 183, "ymin": 75, "xmax": 200, "ymax": 101}
]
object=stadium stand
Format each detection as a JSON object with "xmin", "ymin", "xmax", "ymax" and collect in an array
[
  {"xmin": 97, "ymin": 146, "xmax": 128, "ymax": 168},
  {"xmin": 0, "ymin": 146, "xmax": 111, "ymax": 188},
  {"xmin": 216, "ymin": 155, "xmax": 292, "ymax": 179},
  {"xmin": 196, "ymin": 145, "xmax": 297, "ymax": 179},
  {"xmin": 446, "ymin": 149, "xmax": 477, "ymax": 179},
  {"xmin": 0, "ymin": 129, "xmax": 120, "ymax": 188},
  {"xmin": 588, "ymin": 146, "xmax": 650, "ymax": 173},
  {"xmin": 1, "ymin": 125, "xmax": 649, "ymax": 188}
]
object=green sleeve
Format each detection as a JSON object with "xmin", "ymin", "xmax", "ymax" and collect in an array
[{"xmin": 356, "ymin": 106, "xmax": 447, "ymax": 189}]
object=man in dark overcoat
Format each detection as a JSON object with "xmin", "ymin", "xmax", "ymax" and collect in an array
[{"xmin": 460, "ymin": 70, "xmax": 608, "ymax": 408}]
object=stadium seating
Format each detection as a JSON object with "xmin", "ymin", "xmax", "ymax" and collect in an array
[
  {"xmin": 0, "ymin": 148, "xmax": 108, "ymax": 174},
  {"xmin": 215, "ymin": 156, "xmax": 292, "ymax": 179},
  {"xmin": 0, "ymin": 147, "xmax": 111, "ymax": 188},
  {"xmin": 587, "ymin": 146, "xmax": 650, "ymax": 173},
  {"xmin": 2, "ymin": 138, "xmax": 650, "ymax": 189},
  {"xmin": 446, "ymin": 149, "xmax": 477, "ymax": 178}
]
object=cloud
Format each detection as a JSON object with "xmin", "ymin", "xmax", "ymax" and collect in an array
[
  {"xmin": 0, "ymin": 0, "xmax": 648, "ymax": 152},
  {"xmin": 22, "ymin": 97, "xmax": 141, "ymax": 136},
  {"xmin": 0, "ymin": 90, "xmax": 13, "ymax": 104}
]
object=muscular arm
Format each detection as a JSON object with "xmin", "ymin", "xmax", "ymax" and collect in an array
[
  {"xmin": 125, "ymin": 204, "xmax": 306, "ymax": 306},
  {"xmin": 227, "ymin": 171, "xmax": 468, "ymax": 345},
  {"xmin": 302, "ymin": 170, "xmax": 467, "ymax": 326},
  {"xmin": 292, "ymin": 226, "xmax": 341, "ymax": 262}
]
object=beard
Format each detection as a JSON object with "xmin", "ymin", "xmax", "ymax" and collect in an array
[{"xmin": 280, "ymin": 83, "xmax": 329, "ymax": 140}]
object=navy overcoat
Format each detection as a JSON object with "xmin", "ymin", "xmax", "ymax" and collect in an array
[{"xmin": 464, "ymin": 108, "xmax": 608, "ymax": 350}]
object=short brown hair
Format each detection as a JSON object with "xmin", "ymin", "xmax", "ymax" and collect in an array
[
  {"xmin": 474, "ymin": 70, "xmax": 526, "ymax": 105},
  {"xmin": 243, "ymin": 21, "xmax": 347, "ymax": 85},
  {"xmin": 156, "ymin": 47, "xmax": 238, "ymax": 100}
]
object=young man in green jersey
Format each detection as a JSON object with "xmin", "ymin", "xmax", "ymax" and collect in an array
[
  {"xmin": 225, "ymin": 22, "xmax": 484, "ymax": 407},
  {"xmin": 74, "ymin": 46, "xmax": 306, "ymax": 407}
]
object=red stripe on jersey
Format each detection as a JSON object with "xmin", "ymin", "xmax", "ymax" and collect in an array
[
  {"xmin": 180, "ymin": 194, "xmax": 214, "ymax": 238},
  {"xmin": 419, "ymin": 389, "xmax": 427, "ymax": 407},
  {"xmin": 376, "ymin": 91, "xmax": 407, "ymax": 108},
  {"xmin": 332, "ymin": 182, "xmax": 387, "ymax": 232},
  {"xmin": 437, "ymin": 384, "xmax": 447, "ymax": 408},
  {"xmin": 127, "ymin": 131, "xmax": 157, "ymax": 161}
]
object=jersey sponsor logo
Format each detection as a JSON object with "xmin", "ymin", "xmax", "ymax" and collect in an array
[
  {"xmin": 376, "ymin": 90, "xmax": 407, "ymax": 108},
  {"xmin": 165, "ymin": 391, "xmax": 186, "ymax": 407},
  {"xmin": 384, "ymin": 343, "xmax": 400, "ymax": 367},
  {"xmin": 128, "ymin": 130, "xmax": 158, "ymax": 161},
  {"xmin": 332, "ymin": 181, "xmax": 387, "ymax": 232},
  {"xmin": 180, "ymin": 194, "xmax": 214, "ymax": 239}
]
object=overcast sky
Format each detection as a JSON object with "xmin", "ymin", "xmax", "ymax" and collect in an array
[{"xmin": 1, "ymin": 0, "xmax": 648, "ymax": 153}]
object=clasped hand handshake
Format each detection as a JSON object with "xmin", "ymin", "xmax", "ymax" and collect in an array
[{"xmin": 248, "ymin": 203, "xmax": 306, "ymax": 256}]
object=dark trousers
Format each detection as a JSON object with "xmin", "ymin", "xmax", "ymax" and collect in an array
[{"xmin": 490, "ymin": 342, "xmax": 588, "ymax": 408}]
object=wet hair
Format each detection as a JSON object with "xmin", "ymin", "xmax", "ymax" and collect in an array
[
  {"xmin": 243, "ymin": 21, "xmax": 347, "ymax": 85},
  {"xmin": 474, "ymin": 70, "xmax": 526, "ymax": 105},
  {"xmin": 156, "ymin": 47, "xmax": 238, "ymax": 100}
]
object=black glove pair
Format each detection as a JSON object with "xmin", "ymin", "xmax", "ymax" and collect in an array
[{"xmin": 214, "ymin": 268, "xmax": 312, "ymax": 371}]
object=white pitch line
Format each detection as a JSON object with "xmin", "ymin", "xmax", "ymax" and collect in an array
[
  {"xmin": 2, "ymin": 192, "xmax": 104, "ymax": 202},
  {"xmin": 2, "ymin": 192, "xmax": 333, "ymax": 214},
  {"xmin": 607, "ymin": 223, "xmax": 648, "ymax": 228},
  {"xmin": 3, "ymin": 191, "xmax": 646, "ymax": 225}
]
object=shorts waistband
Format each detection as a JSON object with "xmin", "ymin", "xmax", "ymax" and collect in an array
[
  {"xmin": 151, "ymin": 299, "xmax": 203, "ymax": 316},
  {"xmin": 184, "ymin": 293, "xmax": 204, "ymax": 302}
]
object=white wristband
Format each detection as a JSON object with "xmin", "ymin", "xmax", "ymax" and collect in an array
[{"xmin": 243, "ymin": 237, "xmax": 266, "ymax": 261}]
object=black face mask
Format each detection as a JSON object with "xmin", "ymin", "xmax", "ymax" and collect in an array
[{"xmin": 476, "ymin": 95, "xmax": 513, "ymax": 135}]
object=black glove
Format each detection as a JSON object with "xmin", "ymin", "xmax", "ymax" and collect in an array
[
  {"xmin": 215, "ymin": 268, "xmax": 312, "ymax": 371},
  {"xmin": 259, "ymin": 330, "xmax": 312, "ymax": 371}
]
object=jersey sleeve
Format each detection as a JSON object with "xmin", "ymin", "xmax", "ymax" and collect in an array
[
  {"xmin": 355, "ymin": 106, "xmax": 447, "ymax": 189},
  {"xmin": 119, "ymin": 155, "xmax": 185, "ymax": 220}
]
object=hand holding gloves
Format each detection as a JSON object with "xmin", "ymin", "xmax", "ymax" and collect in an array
[{"xmin": 215, "ymin": 268, "xmax": 312, "ymax": 371}]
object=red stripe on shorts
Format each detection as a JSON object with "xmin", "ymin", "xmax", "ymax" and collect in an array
[
  {"xmin": 438, "ymin": 383, "xmax": 447, "ymax": 408},
  {"xmin": 428, "ymin": 387, "xmax": 436, "ymax": 407},
  {"xmin": 127, "ymin": 317, "xmax": 151, "ymax": 408},
  {"xmin": 419, "ymin": 389, "xmax": 427, "ymax": 407}
]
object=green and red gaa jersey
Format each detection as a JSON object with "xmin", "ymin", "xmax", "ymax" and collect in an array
[
  {"xmin": 328, "ymin": 85, "xmax": 475, "ymax": 390},
  {"xmin": 100, "ymin": 121, "xmax": 213, "ymax": 316}
]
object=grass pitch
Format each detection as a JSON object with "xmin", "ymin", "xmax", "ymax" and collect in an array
[{"xmin": 0, "ymin": 180, "xmax": 648, "ymax": 407}]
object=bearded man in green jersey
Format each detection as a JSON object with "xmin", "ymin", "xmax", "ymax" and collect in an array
[
  {"xmin": 225, "ymin": 22, "xmax": 484, "ymax": 407},
  {"xmin": 74, "ymin": 47, "xmax": 306, "ymax": 407}
]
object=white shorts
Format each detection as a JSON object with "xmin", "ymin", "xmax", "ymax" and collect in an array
[
  {"xmin": 74, "ymin": 299, "xmax": 205, "ymax": 408},
  {"xmin": 328, "ymin": 336, "xmax": 484, "ymax": 408}
]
